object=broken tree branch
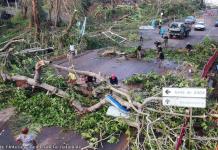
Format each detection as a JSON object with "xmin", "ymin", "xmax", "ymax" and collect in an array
[
  {"xmin": 192, "ymin": 136, "xmax": 218, "ymax": 141},
  {"xmin": 51, "ymin": 64, "xmax": 105, "ymax": 82},
  {"xmin": 18, "ymin": 47, "xmax": 54, "ymax": 54},
  {"xmin": 145, "ymin": 107, "xmax": 207, "ymax": 118},
  {"xmin": 0, "ymin": 72, "xmax": 108, "ymax": 114},
  {"xmin": 0, "ymin": 39, "xmax": 25, "ymax": 52}
]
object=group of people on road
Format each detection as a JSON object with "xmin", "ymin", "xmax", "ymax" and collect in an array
[{"xmin": 66, "ymin": 23, "xmax": 194, "ymax": 89}]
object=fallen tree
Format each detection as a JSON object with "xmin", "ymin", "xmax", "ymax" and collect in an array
[
  {"xmin": 19, "ymin": 47, "xmax": 54, "ymax": 54},
  {"xmin": 1, "ymin": 55, "xmax": 217, "ymax": 149},
  {"xmin": 50, "ymin": 64, "xmax": 213, "ymax": 118},
  {"xmin": 0, "ymin": 72, "xmax": 107, "ymax": 114}
]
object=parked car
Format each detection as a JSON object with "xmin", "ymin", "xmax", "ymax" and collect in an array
[
  {"xmin": 215, "ymin": 20, "xmax": 218, "ymax": 27},
  {"xmin": 168, "ymin": 22, "xmax": 191, "ymax": 39},
  {"xmin": 194, "ymin": 21, "xmax": 206, "ymax": 31},
  {"xmin": 0, "ymin": 10, "xmax": 12, "ymax": 20},
  {"xmin": 185, "ymin": 16, "xmax": 196, "ymax": 24}
]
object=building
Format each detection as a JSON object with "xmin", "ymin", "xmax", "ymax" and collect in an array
[
  {"xmin": 204, "ymin": 0, "xmax": 218, "ymax": 7},
  {"xmin": 1, "ymin": 0, "xmax": 19, "ymax": 7}
]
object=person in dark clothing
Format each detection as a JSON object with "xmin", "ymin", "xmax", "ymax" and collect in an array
[
  {"xmin": 157, "ymin": 45, "xmax": 163, "ymax": 53},
  {"xmin": 109, "ymin": 74, "xmax": 118, "ymax": 85},
  {"xmin": 136, "ymin": 45, "xmax": 142, "ymax": 59},
  {"xmin": 154, "ymin": 41, "xmax": 161, "ymax": 48},
  {"xmin": 185, "ymin": 43, "xmax": 193, "ymax": 54},
  {"xmin": 86, "ymin": 76, "xmax": 94, "ymax": 83},
  {"xmin": 85, "ymin": 75, "xmax": 96, "ymax": 90},
  {"xmin": 139, "ymin": 35, "xmax": 143, "ymax": 46},
  {"xmin": 157, "ymin": 50, "xmax": 165, "ymax": 68},
  {"xmin": 158, "ymin": 25, "xmax": 162, "ymax": 34},
  {"xmin": 163, "ymin": 35, "xmax": 169, "ymax": 47},
  {"xmin": 85, "ymin": 75, "xmax": 97, "ymax": 84}
]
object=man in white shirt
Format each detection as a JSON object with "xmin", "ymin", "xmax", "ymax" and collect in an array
[
  {"xmin": 16, "ymin": 128, "xmax": 36, "ymax": 150},
  {"xmin": 67, "ymin": 45, "xmax": 77, "ymax": 68},
  {"xmin": 69, "ymin": 45, "xmax": 77, "ymax": 56}
]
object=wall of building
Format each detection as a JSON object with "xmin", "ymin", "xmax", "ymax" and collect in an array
[{"xmin": 204, "ymin": 0, "xmax": 218, "ymax": 6}]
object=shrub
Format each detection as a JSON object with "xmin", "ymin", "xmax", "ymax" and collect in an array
[{"xmin": 11, "ymin": 12, "xmax": 28, "ymax": 26}]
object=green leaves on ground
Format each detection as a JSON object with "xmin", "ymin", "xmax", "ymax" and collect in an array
[{"xmin": 143, "ymin": 37, "xmax": 218, "ymax": 69}]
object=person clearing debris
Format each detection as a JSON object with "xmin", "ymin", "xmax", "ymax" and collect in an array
[
  {"xmin": 139, "ymin": 34, "xmax": 143, "ymax": 46},
  {"xmin": 85, "ymin": 74, "xmax": 96, "ymax": 88},
  {"xmin": 67, "ymin": 45, "xmax": 77, "ymax": 68},
  {"xmin": 109, "ymin": 74, "xmax": 118, "ymax": 85},
  {"xmin": 163, "ymin": 34, "xmax": 169, "ymax": 47},
  {"xmin": 16, "ymin": 127, "xmax": 37, "ymax": 150},
  {"xmin": 154, "ymin": 40, "xmax": 161, "ymax": 49},
  {"xmin": 157, "ymin": 48, "xmax": 165, "ymax": 68},
  {"xmin": 185, "ymin": 42, "xmax": 193, "ymax": 54},
  {"xmin": 136, "ymin": 45, "xmax": 142, "ymax": 59},
  {"xmin": 67, "ymin": 72, "xmax": 77, "ymax": 85}
]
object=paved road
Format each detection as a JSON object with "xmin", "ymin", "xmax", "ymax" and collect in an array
[
  {"xmin": 0, "ymin": 108, "xmax": 20, "ymax": 150},
  {"xmin": 56, "ymin": 51, "xmax": 178, "ymax": 80},
  {"xmin": 0, "ymin": 127, "xmax": 21, "ymax": 150},
  {"xmin": 139, "ymin": 10, "xmax": 218, "ymax": 49},
  {"xmin": 55, "ymin": 10, "xmax": 218, "ymax": 80}
]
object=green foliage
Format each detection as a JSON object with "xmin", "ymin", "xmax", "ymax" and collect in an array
[
  {"xmin": 107, "ymin": 136, "xmax": 119, "ymax": 144},
  {"xmin": 10, "ymin": 56, "xmax": 36, "ymax": 76},
  {"xmin": 143, "ymin": 38, "xmax": 218, "ymax": 69},
  {"xmin": 76, "ymin": 108, "xmax": 127, "ymax": 144},
  {"xmin": 10, "ymin": 90, "xmax": 76, "ymax": 128},
  {"xmin": 38, "ymin": 0, "xmax": 47, "ymax": 21},
  {"xmin": 0, "ymin": 82, "xmax": 16, "ymax": 110},
  {"xmin": 85, "ymin": 36, "xmax": 117, "ymax": 50},
  {"xmin": 5, "ymin": 88, "xmax": 127, "ymax": 146},
  {"xmin": 163, "ymin": 1, "xmax": 195, "ymax": 18},
  {"xmin": 125, "ymin": 72, "xmax": 207, "ymax": 97},
  {"xmin": 94, "ymin": 5, "xmax": 134, "ymax": 22},
  {"xmin": 41, "ymin": 68, "xmax": 68, "ymax": 90},
  {"xmin": 11, "ymin": 12, "xmax": 28, "ymax": 26},
  {"xmin": 0, "ymin": 27, "xmax": 22, "ymax": 44},
  {"xmin": 81, "ymin": 0, "xmax": 92, "ymax": 12}
]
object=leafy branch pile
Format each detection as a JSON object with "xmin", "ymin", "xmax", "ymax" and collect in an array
[{"xmin": 124, "ymin": 72, "xmax": 217, "ymax": 150}]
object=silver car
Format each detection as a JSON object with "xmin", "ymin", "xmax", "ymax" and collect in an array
[{"xmin": 185, "ymin": 16, "xmax": 196, "ymax": 24}]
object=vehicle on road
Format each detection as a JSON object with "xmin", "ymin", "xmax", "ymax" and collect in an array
[
  {"xmin": 215, "ymin": 20, "xmax": 218, "ymax": 27},
  {"xmin": 194, "ymin": 21, "xmax": 206, "ymax": 31},
  {"xmin": 168, "ymin": 22, "xmax": 191, "ymax": 39},
  {"xmin": 185, "ymin": 16, "xmax": 196, "ymax": 24}
]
